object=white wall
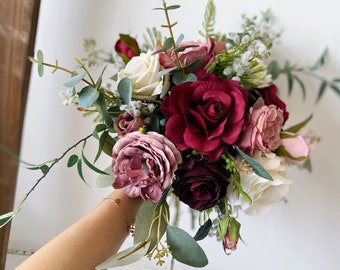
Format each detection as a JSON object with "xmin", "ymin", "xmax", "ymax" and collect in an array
[{"xmin": 6, "ymin": 0, "xmax": 340, "ymax": 269}]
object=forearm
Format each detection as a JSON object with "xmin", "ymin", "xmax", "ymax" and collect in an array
[{"xmin": 16, "ymin": 189, "xmax": 143, "ymax": 270}]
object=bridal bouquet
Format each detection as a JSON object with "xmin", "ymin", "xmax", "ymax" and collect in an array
[{"xmin": 3, "ymin": 0, "xmax": 335, "ymax": 268}]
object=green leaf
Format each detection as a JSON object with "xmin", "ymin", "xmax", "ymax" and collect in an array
[
  {"xmin": 0, "ymin": 212, "xmax": 14, "ymax": 227},
  {"xmin": 330, "ymin": 83, "xmax": 340, "ymax": 96},
  {"xmin": 309, "ymin": 48, "xmax": 328, "ymax": 71},
  {"xmin": 117, "ymin": 77, "xmax": 132, "ymax": 105},
  {"xmin": 78, "ymin": 86, "xmax": 100, "ymax": 109},
  {"xmin": 77, "ymin": 159, "xmax": 87, "ymax": 184},
  {"xmin": 134, "ymin": 200, "xmax": 169, "ymax": 253},
  {"xmin": 96, "ymin": 166, "xmax": 115, "ymax": 188},
  {"xmin": 94, "ymin": 94, "xmax": 113, "ymax": 127},
  {"xmin": 165, "ymin": 4, "xmax": 180, "ymax": 10},
  {"xmin": 0, "ymin": 195, "xmax": 27, "ymax": 228},
  {"xmin": 285, "ymin": 61, "xmax": 293, "ymax": 96},
  {"xmin": 37, "ymin": 49, "xmax": 44, "ymax": 77},
  {"xmin": 317, "ymin": 80, "xmax": 328, "ymax": 102},
  {"xmin": 228, "ymin": 217, "xmax": 241, "ymax": 246},
  {"xmin": 155, "ymin": 67, "xmax": 177, "ymax": 78},
  {"xmin": 217, "ymin": 215, "xmax": 229, "ymax": 239},
  {"xmin": 95, "ymin": 65, "xmax": 107, "ymax": 89},
  {"xmin": 63, "ymin": 73, "xmax": 85, "ymax": 88},
  {"xmin": 167, "ymin": 225, "xmax": 208, "ymax": 267},
  {"xmin": 293, "ymin": 75, "xmax": 306, "ymax": 100},
  {"xmin": 82, "ymin": 152, "xmax": 108, "ymax": 175},
  {"xmin": 95, "ymin": 241, "xmax": 150, "ymax": 269},
  {"xmin": 39, "ymin": 164, "xmax": 49, "ymax": 175},
  {"xmin": 234, "ymin": 146, "xmax": 273, "ymax": 180},
  {"xmin": 92, "ymin": 123, "xmax": 108, "ymax": 139},
  {"xmin": 286, "ymin": 114, "xmax": 313, "ymax": 133},
  {"xmin": 193, "ymin": 219, "xmax": 212, "ymax": 241},
  {"xmin": 67, "ymin": 154, "xmax": 79, "ymax": 167},
  {"xmin": 153, "ymin": 37, "xmax": 173, "ymax": 54},
  {"xmin": 267, "ymin": 60, "xmax": 281, "ymax": 80}
]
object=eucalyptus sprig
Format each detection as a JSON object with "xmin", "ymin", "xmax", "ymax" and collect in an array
[
  {"xmin": 0, "ymin": 132, "xmax": 110, "ymax": 228},
  {"xmin": 268, "ymin": 48, "xmax": 340, "ymax": 101}
]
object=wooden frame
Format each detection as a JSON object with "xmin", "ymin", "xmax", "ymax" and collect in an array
[{"xmin": 0, "ymin": 0, "xmax": 40, "ymax": 268}]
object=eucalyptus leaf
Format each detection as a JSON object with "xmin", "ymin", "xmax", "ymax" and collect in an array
[
  {"xmin": 117, "ymin": 77, "xmax": 132, "ymax": 105},
  {"xmin": 234, "ymin": 146, "xmax": 273, "ymax": 180},
  {"xmin": 78, "ymin": 86, "xmax": 100, "ymax": 109},
  {"xmin": 267, "ymin": 60, "xmax": 281, "ymax": 80},
  {"xmin": 63, "ymin": 73, "xmax": 85, "ymax": 88},
  {"xmin": 167, "ymin": 225, "xmax": 208, "ymax": 267},
  {"xmin": 175, "ymin": 33, "xmax": 185, "ymax": 45},
  {"xmin": 134, "ymin": 200, "xmax": 168, "ymax": 253},
  {"xmin": 37, "ymin": 50, "xmax": 44, "ymax": 77},
  {"xmin": 96, "ymin": 166, "xmax": 115, "ymax": 188},
  {"xmin": 95, "ymin": 241, "xmax": 150, "ymax": 269},
  {"xmin": 193, "ymin": 219, "xmax": 212, "ymax": 241}
]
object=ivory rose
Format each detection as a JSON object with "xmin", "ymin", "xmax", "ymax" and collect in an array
[
  {"xmin": 112, "ymin": 131, "xmax": 182, "ymax": 202},
  {"xmin": 159, "ymin": 38, "xmax": 226, "ymax": 72},
  {"xmin": 238, "ymin": 98, "xmax": 284, "ymax": 155},
  {"xmin": 227, "ymin": 151, "xmax": 292, "ymax": 215},
  {"xmin": 117, "ymin": 51, "xmax": 164, "ymax": 101}
]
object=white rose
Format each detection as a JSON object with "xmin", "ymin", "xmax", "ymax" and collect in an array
[
  {"xmin": 117, "ymin": 51, "xmax": 163, "ymax": 101},
  {"xmin": 227, "ymin": 151, "xmax": 292, "ymax": 216}
]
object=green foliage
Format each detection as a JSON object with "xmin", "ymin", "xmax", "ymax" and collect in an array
[
  {"xmin": 193, "ymin": 218, "xmax": 212, "ymax": 241},
  {"xmin": 267, "ymin": 49, "xmax": 340, "ymax": 101},
  {"xmin": 234, "ymin": 146, "xmax": 273, "ymax": 181},
  {"xmin": 78, "ymin": 86, "xmax": 100, "ymax": 109},
  {"xmin": 166, "ymin": 225, "xmax": 208, "ymax": 267},
  {"xmin": 199, "ymin": 0, "xmax": 227, "ymax": 42},
  {"xmin": 37, "ymin": 49, "xmax": 44, "ymax": 77},
  {"xmin": 95, "ymin": 241, "xmax": 150, "ymax": 269},
  {"xmin": 134, "ymin": 199, "xmax": 169, "ymax": 253},
  {"xmin": 117, "ymin": 77, "xmax": 132, "ymax": 105}
]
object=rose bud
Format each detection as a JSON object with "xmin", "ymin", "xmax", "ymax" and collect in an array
[{"xmin": 115, "ymin": 33, "xmax": 141, "ymax": 63}]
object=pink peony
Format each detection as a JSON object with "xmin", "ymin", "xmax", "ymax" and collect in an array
[
  {"xmin": 159, "ymin": 38, "xmax": 226, "ymax": 72},
  {"xmin": 238, "ymin": 98, "xmax": 284, "ymax": 155},
  {"xmin": 112, "ymin": 131, "xmax": 182, "ymax": 202},
  {"xmin": 114, "ymin": 112, "xmax": 145, "ymax": 137}
]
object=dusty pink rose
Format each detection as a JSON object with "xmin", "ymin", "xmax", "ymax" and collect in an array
[
  {"xmin": 114, "ymin": 112, "xmax": 145, "ymax": 137},
  {"xmin": 260, "ymin": 84, "xmax": 289, "ymax": 123},
  {"xmin": 238, "ymin": 98, "xmax": 284, "ymax": 155},
  {"xmin": 281, "ymin": 132, "xmax": 311, "ymax": 163},
  {"xmin": 112, "ymin": 131, "xmax": 182, "ymax": 202},
  {"xmin": 159, "ymin": 38, "xmax": 226, "ymax": 72}
]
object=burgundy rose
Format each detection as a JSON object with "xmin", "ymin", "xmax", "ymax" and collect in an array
[
  {"xmin": 172, "ymin": 157, "xmax": 229, "ymax": 211},
  {"xmin": 159, "ymin": 38, "xmax": 226, "ymax": 72},
  {"xmin": 260, "ymin": 84, "xmax": 289, "ymax": 123},
  {"xmin": 160, "ymin": 72, "xmax": 247, "ymax": 161},
  {"xmin": 238, "ymin": 98, "xmax": 284, "ymax": 155},
  {"xmin": 115, "ymin": 34, "xmax": 141, "ymax": 63},
  {"xmin": 112, "ymin": 131, "xmax": 182, "ymax": 202},
  {"xmin": 114, "ymin": 112, "xmax": 145, "ymax": 137}
]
